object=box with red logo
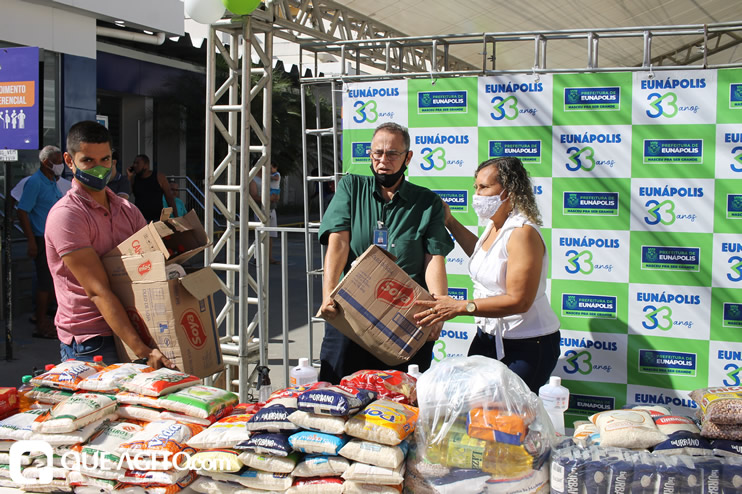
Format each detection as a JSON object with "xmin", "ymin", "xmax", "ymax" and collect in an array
[
  {"xmin": 318, "ymin": 245, "xmax": 434, "ymax": 366},
  {"xmin": 0, "ymin": 387, "xmax": 18, "ymax": 420},
  {"xmin": 103, "ymin": 210, "xmax": 223, "ymax": 378}
]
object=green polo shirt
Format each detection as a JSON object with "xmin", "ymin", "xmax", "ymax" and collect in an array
[{"xmin": 319, "ymin": 174, "xmax": 454, "ymax": 289}]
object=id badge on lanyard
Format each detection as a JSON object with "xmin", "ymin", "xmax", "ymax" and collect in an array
[{"xmin": 373, "ymin": 221, "xmax": 388, "ymax": 250}]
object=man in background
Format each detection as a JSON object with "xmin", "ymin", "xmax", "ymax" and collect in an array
[
  {"xmin": 107, "ymin": 151, "xmax": 131, "ymax": 200},
  {"xmin": 127, "ymin": 154, "xmax": 177, "ymax": 222},
  {"xmin": 162, "ymin": 178, "xmax": 187, "ymax": 217},
  {"xmin": 17, "ymin": 145, "xmax": 66, "ymax": 338}
]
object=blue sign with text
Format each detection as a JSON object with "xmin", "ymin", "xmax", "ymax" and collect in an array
[{"xmin": 0, "ymin": 46, "xmax": 39, "ymax": 150}]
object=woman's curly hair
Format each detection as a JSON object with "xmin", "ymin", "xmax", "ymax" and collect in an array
[{"xmin": 475, "ymin": 157, "xmax": 542, "ymax": 226}]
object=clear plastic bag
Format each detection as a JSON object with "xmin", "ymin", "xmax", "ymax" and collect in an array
[{"xmin": 412, "ymin": 356, "xmax": 555, "ymax": 486}]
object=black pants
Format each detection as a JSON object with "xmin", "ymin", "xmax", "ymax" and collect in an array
[
  {"xmin": 468, "ymin": 328, "xmax": 561, "ymax": 393},
  {"xmin": 319, "ymin": 323, "xmax": 435, "ymax": 384}
]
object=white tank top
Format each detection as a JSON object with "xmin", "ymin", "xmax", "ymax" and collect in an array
[{"xmin": 468, "ymin": 210, "xmax": 560, "ymax": 359}]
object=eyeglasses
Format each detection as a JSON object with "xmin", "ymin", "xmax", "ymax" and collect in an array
[{"xmin": 368, "ymin": 150, "xmax": 408, "ymax": 160}]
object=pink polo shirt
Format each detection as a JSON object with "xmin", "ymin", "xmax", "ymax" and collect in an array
[{"xmin": 45, "ymin": 179, "xmax": 147, "ymax": 345}]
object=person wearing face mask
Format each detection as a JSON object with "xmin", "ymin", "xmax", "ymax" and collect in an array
[
  {"xmin": 16, "ymin": 145, "xmax": 66, "ymax": 338},
  {"xmin": 44, "ymin": 121, "xmax": 174, "ymax": 368},
  {"xmin": 414, "ymin": 157, "xmax": 560, "ymax": 392},
  {"xmin": 318, "ymin": 122, "xmax": 454, "ymax": 383}
]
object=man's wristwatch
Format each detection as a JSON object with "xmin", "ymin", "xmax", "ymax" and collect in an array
[{"xmin": 465, "ymin": 300, "xmax": 477, "ymax": 314}]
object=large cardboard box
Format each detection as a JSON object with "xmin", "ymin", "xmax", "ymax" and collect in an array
[
  {"xmin": 103, "ymin": 211, "xmax": 224, "ymax": 378},
  {"xmin": 318, "ymin": 245, "xmax": 434, "ymax": 366}
]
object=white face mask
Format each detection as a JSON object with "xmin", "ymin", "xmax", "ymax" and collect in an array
[
  {"xmin": 472, "ymin": 192, "xmax": 507, "ymax": 220},
  {"xmin": 51, "ymin": 163, "xmax": 65, "ymax": 177}
]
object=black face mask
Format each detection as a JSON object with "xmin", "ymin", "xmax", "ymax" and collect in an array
[{"xmin": 370, "ymin": 152, "xmax": 409, "ymax": 188}]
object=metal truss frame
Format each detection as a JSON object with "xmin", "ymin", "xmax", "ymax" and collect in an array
[{"xmin": 204, "ymin": 14, "xmax": 273, "ymax": 402}]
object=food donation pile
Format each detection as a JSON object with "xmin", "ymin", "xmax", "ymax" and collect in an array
[
  {"xmin": 0, "ymin": 361, "xmax": 423, "ymax": 494},
  {"xmin": 551, "ymin": 385, "xmax": 742, "ymax": 493}
]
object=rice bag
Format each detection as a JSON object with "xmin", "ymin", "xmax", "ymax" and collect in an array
[
  {"xmin": 117, "ymin": 404, "xmax": 163, "ymax": 423},
  {"xmin": 590, "ymin": 409, "xmax": 667, "ymax": 449},
  {"xmin": 653, "ymin": 415, "xmax": 700, "ymax": 436},
  {"xmin": 115, "ymin": 392, "xmax": 164, "ymax": 409},
  {"xmin": 198, "ymin": 469, "xmax": 294, "ymax": 491},
  {"xmin": 652, "ymin": 431, "xmax": 713, "ymax": 456},
  {"xmin": 342, "ymin": 481, "xmax": 402, "ymax": 494},
  {"xmin": 232, "ymin": 403, "xmax": 263, "ymax": 415},
  {"xmin": 344, "ymin": 400, "xmax": 418, "ymax": 446},
  {"xmin": 0, "ymin": 451, "xmax": 43, "ymax": 466},
  {"xmin": 158, "ymin": 385, "xmax": 238, "ymax": 419},
  {"xmin": 712, "ymin": 439, "xmax": 742, "ymax": 457},
  {"xmin": 267, "ymin": 382, "xmax": 332, "ymax": 403},
  {"xmin": 189, "ymin": 449, "xmax": 243, "ymax": 472},
  {"xmin": 121, "ymin": 469, "xmax": 191, "ymax": 485},
  {"xmin": 26, "ymin": 386, "xmax": 74, "ymax": 405},
  {"xmin": 0, "ymin": 408, "xmax": 47, "ymax": 440},
  {"xmin": 572, "ymin": 422, "xmax": 599, "ymax": 447},
  {"xmin": 190, "ymin": 476, "xmax": 286, "ymax": 494},
  {"xmin": 630, "ymin": 405, "xmax": 671, "ymax": 417},
  {"xmin": 297, "ymin": 385, "xmax": 375, "ymax": 416},
  {"xmin": 340, "ymin": 370, "xmax": 417, "ymax": 405},
  {"xmin": 293, "ymin": 455, "xmax": 349, "ymax": 478},
  {"xmin": 287, "ymin": 477, "xmax": 343, "ymax": 494},
  {"xmin": 237, "ymin": 451, "xmax": 300, "ymax": 473},
  {"xmin": 121, "ymin": 369, "xmax": 199, "ymax": 397},
  {"xmin": 31, "ymin": 416, "xmax": 114, "ymax": 447},
  {"xmin": 466, "ymin": 407, "xmax": 527, "ymax": 445},
  {"xmin": 236, "ymin": 433, "xmax": 292, "ymax": 457},
  {"xmin": 160, "ymin": 409, "xmax": 231, "ymax": 427},
  {"xmin": 342, "ymin": 462, "xmax": 404, "ymax": 485},
  {"xmin": 246, "ymin": 398, "xmax": 300, "ymax": 433},
  {"xmin": 118, "ymin": 420, "xmax": 202, "ymax": 462},
  {"xmin": 288, "ymin": 410, "xmax": 346, "ymax": 434},
  {"xmin": 32, "ymin": 393, "xmax": 118, "ymax": 434},
  {"xmin": 187, "ymin": 413, "xmax": 254, "ymax": 449},
  {"xmin": 125, "ymin": 469, "xmax": 198, "ymax": 494},
  {"xmin": 288, "ymin": 431, "xmax": 348, "ymax": 455},
  {"xmin": 30, "ymin": 360, "xmax": 104, "ymax": 390},
  {"xmin": 78, "ymin": 364, "xmax": 154, "ymax": 393},
  {"xmin": 338, "ymin": 439, "xmax": 408, "ymax": 469},
  {"xmin": 75, "ymin": 420, "xmax": 144, "ymax": 471},
  {"xmin": 68, "ymin": 471, "xmax": 120, "ymax": 490}
]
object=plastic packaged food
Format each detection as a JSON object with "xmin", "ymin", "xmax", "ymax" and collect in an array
[
  {"xmin": 690, "ymin": 385, "xmax": 742, "ymax": 424},
  {"xmin": 338, "ymin": 439, "xmax": 408, "ymax": 469},
  {"xmin": 267, "ymin": 382, "xmax": 332, "ymax": 402},
  {"xmin": 189, "ymin": 449, "xmax": 243, "ymax": 472},
  {"xmin": 237, "ymin": 451, "xmax": 300, "ymax": 473},
  {"xmin": 118, "ymin": 420, "xmax": 202, "ymax": 463},
  {"xmin": 115, "ymin": 391, "xmax": 164, "ymax": 409},
  {"xmin": 117, "ymin": 404, "xmax": 163, "ymax": 423},
  {"xmin": 466, "ymin": 407, "xmax": 527, "ymax": 445},
  {"xmin": 121, "ymin": 368, "xmax": 199, "ymax": 397},
  {"xmin": 590, "ymin": 409, "xmax": 668, "ymax": 449},
  {"xmin": 26, "ymin": 387, "xmax": 74, "ymax": 405},
  {"xmin": 340, "ymin": 370, "xmax": 417, "ymax": 405},
  {"xmin": 30, "ymin": 416, "xmax": 114, "ymax": 447},
  {"xmin": 342, "ymin": 481, "xmax": 402, "ymax": 494},
  {"xmin": 236, "ymin": 432, "xmax": 292, "ymax": 457},
  {"xmin": 246, "ymin": 398, "xmax": 300, "ymax": 433},
  {"xmin": 30, "ymin": 360, "xmax": 104, "ymax": 390},
  {"xmin": 344, "ymin": 399, "xmax": 418, "ymax": 446},
  {"xmin": 75, "ymin": 421, "xmax": 144, "ymax": 471},
  {"xmin": 32, "ymin": 393, "xmax": 118, "ymax": 434},
  {"xmin": 190, "ymin": 476, "xmax": 286, "ymax": 494},
  {"xmin": 341, "ymin": 462, "xmax": 404, "ymax": 485},
  {"xmin": 187, "ymin": 413, "xmax": 254, "ymax": 449},
  {"xmin": 653, "ymin": 415, "xmax": 700, "ymax": 436},
  {"xmin": 158, "ymin": 385, "xmax": 238, "ymax": 419},
  {"xmin": 288, "ymin": 410, "xmax": 346, "ymax": 434},
  {"xmin": 288, "ymin": 431, "xmax": 348, "ymax": 455},
  {"xmin": 0, "ymin": 408, "xmax": 47, "ymax": 440},
  {"xmin": 297, "ymin": 385, "xmax": 375, "ymax": 416},
  {"xmin": 121, "ymin": 469, "xmax": 192, "ymax": 485},
  {"xmin": 651, "ymin": 431, "xmax": 713, "ymax": 456},
  {"xmin": 287, "ymin": 477, "xmax": 343, "ymax": 494},
  {"xmin": 292, "ymin": 455, "xmax": 349, "ymax": 478},
  {"xmin": 78, "ymin": 363, "xmax": 153, "ymax": 393},
  {"xmin": 197, "ymin": 469, "xmax": 293, "ymax": 491}
]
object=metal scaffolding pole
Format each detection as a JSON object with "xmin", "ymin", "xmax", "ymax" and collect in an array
[{"xmin": 205, "ymin": 12, "xmax": 273, "ymax": 402}]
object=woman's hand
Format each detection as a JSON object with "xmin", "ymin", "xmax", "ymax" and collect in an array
[{"xmin": 414, "ymin": 294, "xmax": 465, "ymax": 327}]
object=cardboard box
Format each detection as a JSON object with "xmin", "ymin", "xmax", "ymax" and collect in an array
[
  {"xmin": 103, "ymin": 210, "xmax": 224, "ymax": 378},
  {"xmin": 318, "ymin": 245, "xmax": 434, "ymax": 366}
]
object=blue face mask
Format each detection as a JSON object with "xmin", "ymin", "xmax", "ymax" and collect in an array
[{"xmin": 73, "ymin": 163, "xmax": 112, "ymax": 191}]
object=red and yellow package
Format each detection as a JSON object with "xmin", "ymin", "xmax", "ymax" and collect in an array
[
  {"xmin": 30, "ymin": 360, "xmax": 104, "ymax": 390},
  {"xmin": 267, "ymin": 381, "xmax": 332, "ymax": 403},
  {"xmin": 118, "ymin": 420, "xmax": 203, "ymax": 459},
  {"xmin": 0, "ymin": 388, "xmax": 18, "ymax": 420},
  {"xmin": 341, "ymin": 370, "xmax": 417, "ymax": 405},
  {"xmin": 467, "ymin": 407, "xmax": 527, "ymax": 445},
  {"xmin": 344, "ymin": 399, "xmax": 418, "ymax": 446}
]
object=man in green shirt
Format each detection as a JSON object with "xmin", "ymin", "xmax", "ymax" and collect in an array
[{"xmin": 318, "ymin": 122, "xmax": 454, "ymax": 383}]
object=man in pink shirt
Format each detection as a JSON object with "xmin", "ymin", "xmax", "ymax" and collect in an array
[{"xmin": 45, "ymin": 121, "xmax": 172, "ymax": 368}]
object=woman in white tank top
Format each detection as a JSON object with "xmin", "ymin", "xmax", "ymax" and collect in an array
[{"xmin": 415, "ymin": 157, "xmax": 561, "ymax": 392}]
